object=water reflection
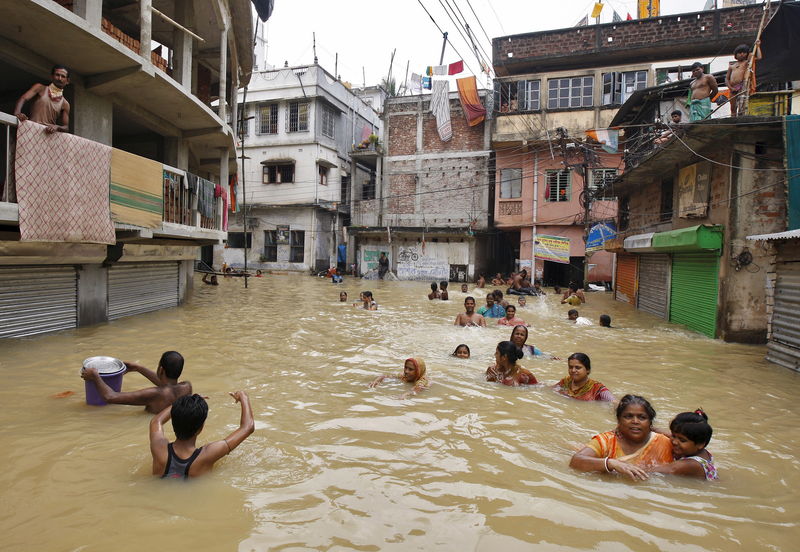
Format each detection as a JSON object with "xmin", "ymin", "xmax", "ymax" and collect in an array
[{"xmin": 0, "ymin": 275, "xmax": 797, "ymax": 551}]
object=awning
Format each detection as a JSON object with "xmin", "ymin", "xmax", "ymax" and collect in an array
[
  {"xmin": 651, "ymin": 225, "xmax": 723, "ymax": 252},
  {"xmin": 747, "ymin": 229, "xmax": 800, "ymax": 241},
  {"xmin": 317, "ymin": 158, "xmax": 338, "ymax": 169},
  {"xmin": 623, "ymin": 232, "xmax": 656, "ymax": 252}
]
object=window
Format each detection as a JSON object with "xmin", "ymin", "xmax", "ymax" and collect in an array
[
  {"xmin": 500, "ymin": 168, "xmax": 522, "ymax": 198},
  {"xmin": 258, "ymin": 104, "xmax": 278, "ymax": 134},
  {"xmin": 263, "ymin": 231, "xmax": 277, "ymax": 261},
  {"xmin": 227, "ymin": 232, "xmax": 252, "ymax": 248},
  {"xmin": 602, "ymin": 71, "xmax": 647, "ymax": 106},
  {"xmin": 289, "ymin": 230, "xmax": 305, "ymax": 262},
  {"xmin": 493, "ymin": 80, "xmax": 540, "ymax": 112},
  {"xmin": 589, "ymin": 169, "xmax": 618, "ymax": 201},
  {"xmin": 262, "ymin": 163, "xmax": 295, "ymax": 184},
  {"xmin": 545, "ymin": 170, "xmax": 570, "ymax": 202},
  {"xmin": 660, "ymin": 178, "xmax": 674, "ymax": 222},
  {"xmin": 548, "ymin": 76, "xmax": 594, "ymax": 109},
  {"xmin": 362, "ymin": 172, "xmax": 376, "ymax": 200},
  {"xmin": 287, "ymin": 101, "xmax": 309, "ymax": 132},
  {"xmin": 321, "ymin": 105, "xmax": 336, "ymax": 139},
  {"xmin": 340, "ymin": 175, "xmax": 350, "ymax": 204},
  {"xmin": 319, "ymin": 165, "xmax": 329, "ymax": 186}
]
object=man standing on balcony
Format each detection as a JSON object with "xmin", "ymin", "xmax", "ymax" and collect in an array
[
  {"xmin": 14, "ymin": 65, "xmax": 71, "ymax": 134},
  {"xmin": 688, "ymin": 62, "xmax": 718, "ymax": 123}
]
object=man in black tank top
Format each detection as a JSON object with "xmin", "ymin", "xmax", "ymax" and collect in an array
[{"xmin": 150, "ymin": 392, "xmax": 254, "ymax": 480}]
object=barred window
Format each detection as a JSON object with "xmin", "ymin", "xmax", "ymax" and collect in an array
[
  {"xmin": 589, "ymin": 169, "xmax": 618, "ymax": 201},
  {"xmin": 258, "ymin": 104, "xmax": 278, "ymax": 134},
  {"xmin": 500, "ymin": 168, "xmax": 522, "ymax": 198},
  {"xmin": 288, "ymin": 101, "xmax": 309, "ymax": 132},
  {"xmin": 548, "ymin": 76, "xmax": 594, "ymax": 109},
  {"xmin": 290, "ymin": 230, "xmax": 305, "ymax": 262},
  {"xmin": 545, "ymin": 170, "xmax": 570, "ymax": 202},
  {"xmin": 262, "ymin": 163, "xmax": 295, "ymax": 184},
  {"xmin": 321, "ymin": 105, "xmax": 336, "ymax": 139},
  {"xmin": 263, "ymin": 231, "xmax": 277, "ymax": 261}
]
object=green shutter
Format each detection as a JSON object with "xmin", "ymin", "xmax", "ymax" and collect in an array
[{"xmin": 669, "ymin": 253, "xmax": 719, "ymax": 338}]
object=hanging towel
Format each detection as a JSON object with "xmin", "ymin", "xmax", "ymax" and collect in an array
[
  {"xmin": 456, "ymin": 76, "xmax": 486, "ymax": 127},
  {"xmin": 15, "ymin": 121, "xmax": 115, "ymax": 244},
  {"xmin": 409, "ymin": 73, "xmax": 423, "ymax": 95},
  {"xmin": 422, "ymin": 76, "xmax": 432, "ymax": 90},
  {"xmin": 110, "ymin": 147, "xmax": 163, "ymax": 229},
  {"xmin": 198, "ymin": 177, "xmax": 215, "ymax": 219},
  {"xmin": 430, "ymin": 80, "xmax": 453, "ymax": 142},
  {"xmin": 432, "ymin": 65, "xmax": 448, "ymax": 76},
  {"xmin": 228, "ymin": 174, "xmax": 237, "ymax": 213},
  {"xmin": 448, "ymin": 60, "xmax": 464, "ymax": 75}
]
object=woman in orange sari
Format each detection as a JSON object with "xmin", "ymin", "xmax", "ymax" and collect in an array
[
  {"xmin": 553, "ymin": 353, "xmax": 615, "ymax": 402},
  {"xmin": 570, "ymin": 395, "xmax": 672, "ymax": 480}
]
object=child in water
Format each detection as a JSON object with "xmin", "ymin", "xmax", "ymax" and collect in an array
[
  {"xmin": 451, "ymin": 344, "xmax": 470, "ymax": 359},
  {"xmin": 649, "ymin": 409, "xmax": 718, "ymax": 480},
  {"xmin": 369, "ymin": 358, "xmax": 429, "ymax": 399}
]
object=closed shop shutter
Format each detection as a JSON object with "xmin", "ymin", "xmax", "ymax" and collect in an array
[
  {"xmin": 0, "ymin": 266, "xmax": 77, "ymax": 338},
  {"xmin": 669, "ymin": 253, "xmax": 719, "ymax": 338},
  {"xmin": 637, "ymin": 254, "xmax": 671, "ymax": 318},
  {"xmin": 767, "ymin": 261, "xmax": 800, "ymax": 372},
  {"xmin": 108, "ymin": 262, "xmax": 179, "ymax": 320},
  {"xmin": 615, "ymin": 253, "xmax": 637, "ymax": 304}
]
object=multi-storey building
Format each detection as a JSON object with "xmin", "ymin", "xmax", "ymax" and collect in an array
[
  {"xmin": 0, "ymin": 0, "xmax": 254, "ymax": 337},
  {"xmin": 222, "ymin": 64, "xmax": 383, "ymax": 273}
]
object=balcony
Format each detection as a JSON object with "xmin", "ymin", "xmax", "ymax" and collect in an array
[{"xmin": 1, "ymin": 112, "xmax": 225, "ymax": 244}]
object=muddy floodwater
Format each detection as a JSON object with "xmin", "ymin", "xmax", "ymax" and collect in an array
[{"xmin": 1, "ymin": 275, "xmax": 799, "ymax": 551}]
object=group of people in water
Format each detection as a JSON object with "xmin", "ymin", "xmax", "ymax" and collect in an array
[{"xmin": 365, "ymin": 279, "xmax": 717, "ymax": 482}]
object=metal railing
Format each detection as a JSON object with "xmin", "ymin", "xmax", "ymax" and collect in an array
[
  {"xmin": 1, "ymin": 111, "xmax": 18, "ymax": 203},
  {"xmin": 162, "ymin": 165, "xmax": 192, "ymax": 226}
]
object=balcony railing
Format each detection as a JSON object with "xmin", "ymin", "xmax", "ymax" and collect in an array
[{"xmin": 1, "ymin": 111, "xmax": 224, "ymax": 236}]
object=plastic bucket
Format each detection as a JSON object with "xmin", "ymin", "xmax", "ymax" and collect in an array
[{"xmin": 82, "ymin": 357, "xmax": 126, "ymax": 406}]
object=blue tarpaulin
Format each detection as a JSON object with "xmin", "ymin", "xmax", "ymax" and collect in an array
[
  {"xmin": 786, "ymin": 115, "xmax": 800, "ymax": 231},
  {"xmin": 586, "ymin": 221, "xmax": 617, "ymax": 252}
]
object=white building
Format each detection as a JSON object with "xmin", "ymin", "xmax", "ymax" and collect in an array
[{"xmin": 221, "ymin": 64, "xmax": 384, "ymax": 272}]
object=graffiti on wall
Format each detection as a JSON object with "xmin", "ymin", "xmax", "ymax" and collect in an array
[{"xmin": 396, "ymin": 246, "xmax": 449, "ymax": 281}]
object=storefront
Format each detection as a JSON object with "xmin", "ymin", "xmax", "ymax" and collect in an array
[
  {"xmin": 614, "ymin": 253, "xmax": 637, "ymax": 305},
  {"xmin": 622, "ymin": 233, "xmax": 671, "ymax": 319},
  {"xmin": 0, "ymin": 266, "xmax": 77, "ymax": 338}
]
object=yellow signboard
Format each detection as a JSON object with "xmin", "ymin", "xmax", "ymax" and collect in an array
[{"xmin": 638, "ymin": 0, "xmax": 660, "ymax": 18}]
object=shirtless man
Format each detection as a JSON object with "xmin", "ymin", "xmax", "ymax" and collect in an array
[
  {"xmin": 80, "ymin": 351, "xmax": 191, "ymax": 414},
  {"xmin": 428, "ymin": 282, "xmax": 441, "ymax": 300},
  {"xmin": 14, "ymin": 65, "xmax": 71, "ymax": 134},
  {"xmin": 726, "ymin": 42, "xmax": 761, "ymax": 117},
  {"xmin": 688, "ymin": 62, "xmax": 718, "ymax": 122},
  {"xmin": 454, "ymin": 296, "xmax": 486, "ymax": 327}
]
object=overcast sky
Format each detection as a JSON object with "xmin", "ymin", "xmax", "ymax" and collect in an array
[{"xmin": 259, "ymin": 0, "xmax": 713, "ymax": 87}]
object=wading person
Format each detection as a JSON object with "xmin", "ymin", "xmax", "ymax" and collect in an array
[
  {"xmin": 486, "ymin": 340, "xmax": 538, "ymax": 386},
  {"xmin": 553, "ymin": 353, "xmax": 615, "ymax": 402},
  {"xmin": 14, "ymin": 65, "xmax": 71, "ymax": 134},
  {"xmin": 80, "ymin": 351, "xmax": 192, "ymax": 414},
  {"xmin": 369, "ymin": 358, "xmax": 430, "ymax": 400},
  {"xmin": 378, "ymin": 252, "xmax": 389, "ymax": 280},
  {"xmin": 454, "ymin": 296, "xmax": 486, "ymax": 327},
  {"xmin": 149, "ymin": 391, "xmax": 254, "ymax": 480}
]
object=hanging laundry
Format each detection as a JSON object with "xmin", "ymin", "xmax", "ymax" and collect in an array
[
  {"xmin": 422, "ymin": 76, "xmax": 432, "ymax": 90},
  {"xmin": 228, "ymin": 174, "xmax": 237, "ymax": 213},
  {"xmin": 409, "ymin": 72, "xmax": 423, "ymax": 94},
  {"xmin": 591, "ymin": 2, "xmax": 604, "ymax": 18},
  {"xmin": 448, "ymin": 60, "xmax": 464, "ymax": 75},
  {"xmin": 575, "ymin": 14, "xmax": 588, "ymax": 27},
  {"xmin": 626, "ymin": 12, "xmax": 633, "ymax": 20},
  {"xmin": 585, "ymin": 128, "xmax": 620, "ymax": 154},
  {"xmin": 432, "ymin": 65, "xmax": 448, "ymax": 76},
  {"xmin": 456, "ymin": 76, "xmax": 486, "ymax": 127},
  {"xmin": 430, "ymin": 80, "xmax": 453, "ymax": 142},
  {"xmin": 426, "ymin": 66, "xmax": 433, "ymax": 76}
]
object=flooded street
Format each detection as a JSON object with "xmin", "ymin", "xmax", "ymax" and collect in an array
[{"xmin": 1, "ymin": 274, "xmax": 798, "ymax": 551}]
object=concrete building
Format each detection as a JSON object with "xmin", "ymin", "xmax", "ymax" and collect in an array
[
  {"xmin": 222, "ymin": 64, "xmax": 383, "ymax": 273},
  {"xmin": 488, "ymin": 2, "xmax": 768, "ymax": 286},
  {"xmin": 349, "ymin": 91, "xmax": 492, "ymax": 282},
  {"xmin": 0, "ymin": 0, "xmax": 253, "ymax": 338}
]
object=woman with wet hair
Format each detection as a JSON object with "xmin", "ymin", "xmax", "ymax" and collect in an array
[
  {"xmin": 486, "ymin": 341, "xmax": 538, "ymax": 386},
  {"xmin": 553, "ymin": 353, "xmax": 615, "ymax": 402},
  {"xmin": 570, "ymin": 394, "xmax": 672, "ymax": 480}
]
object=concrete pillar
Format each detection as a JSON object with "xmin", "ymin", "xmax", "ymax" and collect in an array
[
  {"xmin": 71, "ymin": 84, "xmax": 113, "ymax": 145},
  {"xmin": 178, "ymin": 259, "xmax": 194, "ymax": 304},
  {"xmin": 77, "ymin": 265, "xmax": 108, "ymax": 327},
  {"xmin": 73, "ymin": 0, "xmax": 102, "ymax": 28},
  {"xmin": 163, "ymin": 138, "xmax": 189, "ymax": 170},
  {"xmin": 172, "ymin": 0, "xmax": 194, "ymax": 89},
  {"xmin": 218, "ymin": 28, "xmax": 228, "ymax": 122},
  {"xmin": 140, "ymin": 0, "xmax": 152, "ymax": 62}
]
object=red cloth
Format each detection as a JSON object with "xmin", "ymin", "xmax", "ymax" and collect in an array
[
  {"xmin": 214, "ymin": 183, "xmax": 229, "ymax": 231},
  {"xmin": 456, "ymin": 76, "xmax": 486, "ymax": 127},
  {"xmin": 448, "ymin": 60, "xmax": 464, "ymax": 75},
  {"xmin": 626, "ymin": 12, "xmax": 633, "ymax": 20},
  {"xmin": 15, "ymin": 121, "xmax": 115, "ymax": 244}
]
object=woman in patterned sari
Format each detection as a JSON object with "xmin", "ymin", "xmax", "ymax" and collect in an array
[
  {"xmin": 570, "ymin": 395, "xmax": 672, "ymax": 480},
  {"xmin": 553, "ymin": 353, "xmax": 615, "ymax": 402}
]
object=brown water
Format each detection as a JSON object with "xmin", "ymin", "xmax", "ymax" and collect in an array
[{"xmin": 0, "ymin": 275, "xmax": 798, "ymax": 551}]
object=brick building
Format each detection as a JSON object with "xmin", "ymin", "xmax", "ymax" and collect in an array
[{"xmin": 349, "ymin": 92, "xmax": 491, "ymax": 281}]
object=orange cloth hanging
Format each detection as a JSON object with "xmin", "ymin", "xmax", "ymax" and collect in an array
[{"xmin": 456, "ymin": 76, "xmax": 486, "ymax": 127}]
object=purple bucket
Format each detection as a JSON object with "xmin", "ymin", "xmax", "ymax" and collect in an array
[{"xmin": 83, "ymin": 357, "xmax": 126, "ymax": 406}]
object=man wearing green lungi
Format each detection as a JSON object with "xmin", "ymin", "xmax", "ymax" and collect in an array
[{"xmin": 688, "ymin": 62, "xmax": 718, "ymax": 122}]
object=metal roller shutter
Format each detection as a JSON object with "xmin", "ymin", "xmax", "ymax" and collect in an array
[
  {"xmin": 108, "ymin": 262, "xmax": 179, "ymax": 320},
  {"xmin": 637, "ymin": 254, "xmax": 671, "ymax": 319},
  {"xmin": 615, "ymin": 254, "xmax": 637, "ymax": 304},
  {"xmin": 768, "ymin": 261, "xmax": 800, "ymax": 371},
  {"xmin": 669, "ymin": 253, "xmax": 719, "ymax": 338},
  {"xmin": 0, "ymin": 266, "xmax": 77, "ymax": 338}
]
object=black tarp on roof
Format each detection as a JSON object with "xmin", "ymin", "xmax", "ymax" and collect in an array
[{"xmin": 757, "ymin": 1, "xmax": 800, "ymax": 83}]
